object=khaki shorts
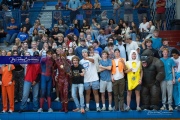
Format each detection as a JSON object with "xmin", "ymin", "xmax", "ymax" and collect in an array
[{"xmin": 100, "ymin": 80, "xmax": 112, "ymax": 93}]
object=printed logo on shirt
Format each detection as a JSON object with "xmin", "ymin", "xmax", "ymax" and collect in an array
[
  {"xmin": 73, "ymin": 70, "xmax": 80, "ymax": 77},
  {"xmin": 82, "ymin": 62, "xmax": 89, "ymax": 71}
]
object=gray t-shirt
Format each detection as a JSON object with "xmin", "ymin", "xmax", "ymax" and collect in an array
[{"xmin": 121, "ymin": 0, "xmax": 134, "ymax": 14}]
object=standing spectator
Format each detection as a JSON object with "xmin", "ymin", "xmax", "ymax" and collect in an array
[
  {"xmin": 99, "ymin": 51, "xmax": 113, "ymax": 111},
  {"xmin": 116, "ymin": 36, "xmax": 127, "ymax": 60},
  {"xmin": 71, "ymin": 56, "xmax": 85, "ymax": 113},
  {"xmin": 75, "ymin": 39, "xmax": 88, "ymax": 60},
  {"xmin": 151, "ymin": 29, "xmax": 162, "ymax": 50},
  {"xmin": 125, "ymin": 50, "xmax": 143, "ymax": 111},
  {"xmin": 82, "ymin": 0, "xmax": 92, "ymax": 23},
  {"xmin": 93, "ymin": 40, "xmax": 103, "ymax": 56},
  {"xmin": 51, "ymin": 24, "xmax": 62, "ymax": 41},
  {"xmin": 5, "ymin": 18, "xmax": 19, "ymax": 46},
  {"xmin": 12, "ymin": 0, "xmax": 22, "ymax": 9},
  {"xmin": 19, "ymin": 51, "xmax": 41, "ymax": 113},
  {"xmin": 111, "ymin": 49, "xmax": 126, "ymax": 111},
  {"xmin": 90, "ymin": 18, "xmax": 100, "ymax": 40},
  {"xmin": 2, "ymin": 4, "xmax": 12, "ymax": 24},
  {"xmin": 0, "ymin": 64, "xmax": 15, "ymax": 113},
  {"xmin": 68, "ymin": 0, "xmax": 81, "ymax": 22},
  {"xmin": 121, "ymin": 0, "xmax": 134, "ymax": 23},
  {"xmin": 21, "ymin": 18, "xmax": 32, "ymax": 31},
  {"xmin": 97, "ymin": 29, "xmax": 111, "ymax": 50},
  {"xmin": 135, "ymin": 0, "xmax": 149, "ymax": 23},
  {"xmin": 100, "ymin": 11, "xmax": 109, "ymax": 29},
  {"xmin": 53, "ymin": 5, "xmax": 61, "ymax": 24},
  {"xmin": 80, "ymin": 49, "xmax": 101, "ymax": 112},
  {"xmin": 17, "ymin": 26, "xmax": 29, "ymax": 42},
  {"xmin": 156, "ymin": 0, "xmax": 166, "ymax": 30},
  {"xmin": 171, "ymin": 49, "xmax": 180, "ymax": 111},
  {"xmin": 111, "ymin": 0, "xmax": 120, "ymax": 21},
  {"xmin": 130, "ymin": 22, "xmax": 138, "ymax": 41},
  {"xmin": 160, "ymin": 48, "xmax": 175, "ymax": 111},
  {"xmin": 20, "ymin": 5, "xmax": 29, "ymax": 24},
  {"xmin": 57, "ymin": 0, "xmax": 64, "ymax": 9},
  {"xmin": 139, "ymin": 16, "xmax": 149, "ymax": 39},
  {"xmin": 94, "ymin": 0, "xmax": 101, "ymax": 17},
  {"xmin": 65, "ymin": 24, "xmax": 80, "ymax": 37}
]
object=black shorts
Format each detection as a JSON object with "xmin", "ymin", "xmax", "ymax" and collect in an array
[
  {"xmin": 156, "ymin": 13, "xmax": 166, "ymax": 21},
  {"xmin": 133, "ymin": 85, "xmax": 141, "ymax": 91}
]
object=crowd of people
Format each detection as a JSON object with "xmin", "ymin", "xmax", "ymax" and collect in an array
[{"xmin": 0, "ymin": 0, "xmax": 180, "ymax": 114}]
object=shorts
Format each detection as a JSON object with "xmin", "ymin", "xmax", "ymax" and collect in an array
[
  {"xmin": 156, "ymin": 13, "xmax": 166, "ymax": 21},
  {"xmin": 100, "ymin": 80, "xmax": 112, "ymax": 93},
  {"xmin": 132, "ymin": 85, "xmax": 141, "ymax": 91},
  {"xmin": 84, "ymin": 80, "xmax": 100, "ymax": 90}
]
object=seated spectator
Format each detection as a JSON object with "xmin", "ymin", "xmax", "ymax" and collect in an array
[
  {"xmin": 29, "ymin": 23, "xmax": 40, "ymax": 37},
  {"xmin": 2, "ymin": 4, "xmax": 12, "ymax": 24},
  {"xmin": 14, "ymin": 38, "xmax": 22, "ymax": 50},
  {"xmin": 100, "ymin": 11, "xmax": 109, "ymax": 29},
  {"xmin": 141, "ymin": 39, "xmax": 160, "ymax": 58},
  {"xmin": 111, "ymin": 0, "xmax": 120, "ymax": 20},
  {"xmin": 75, "ymin": 39, "xmax": 88, "ymax": 60},
  {"xmin": 135, "ymin": 0, "xmax": 149, "ymax": 23},
  {"xmin": 56, "ymin": 33, "xmax": 64, "ymax": 46},
  {"xmin": 57, "ymin": 0, "xmax": 64, "ymax": 9},
  {"xmin": 129, "ymin": 22, "xmax": 138, "ymax": 41},
  {"xmin": 53, "ymin": 5, "xmax": 61, "ymax": 24},
  {"xmin": 5, "ymin": 18, "xmax": 19, "ymax": 46},
  {"xmin": 39, "ymin": 24, "xmax": 50, "ymax": 36},
  {"xmin": 17, "ymin": 26, "xmax": 29, "ymax": 42},
  {"xmin": 85, "ymin": 34, "xmax": 93, "ymax": 47},
  {"xmin": 65, "ymin": 24, "xmax": 79, "ymax": 37},
  {"xmin": 158, "ymin": 38, "xmax": 175, "ymax": 58},
  {"xmin": 105, "ymin": 19, "xmax": 118, "ymax": 35},
  {"xmin": 91, "ymin": 18, "xmax": 100, "ymax": 40},
  {"xmin": 145, "ymin": 20, "xmax": 155, "ymax": 39},
  {"xmin": 12, "ymin": 0, "xmax": 22, "ymax": 9},
  {"xmin": 94, "ymin": 0, "xmax": 101, "ymax": 17},
  {"xmin": 139, "ymin": 16, "xmax": 149, "ymax": 39},
  {"xmin": 38, "ymin": 34, "xmax": 49, "ymax": 50},
  {"xmin": 69, "ymin": 35, "xmax": 79, "ymax": 49},
  {"xmin": 58, "ymin": 19, "xmax": 68, "ymax": 35},
  {"xmin": 21, "ymin": 18, "xmax": 32, "ymax": 31},
  {"xmin": 114, "ymin": 19, "xmax": 124, "ymax": 35},
  {"xmin": 121, "ymin": 21, "xmax": 130, "ymax": 38},
  {"xmin": 73, "ymin": 19, "xmax": 81, "ymax": 32},
  {"xmin": 93, "ymin": 40, "xmax": 103, "ymax": 56},
  {"xmin": 51, "ymin": 24, "xmax": 62, "ymax": 41},
  {"xmin": 151, "ymin": 29, "xmax": 162, "ymax": 50},
  {"xmin": 80, "ymin": 19, "xmax": 90, "ymax": 33},
  {"xmin": 79, "ymin": 32, "xmax": 85, "ymax": 40},
  {"xmin": 31, "ymin": 28, "xmax": 41, "ymax": 41},
  {"xmin": 104, "ymin": 37, "xmax": 117, "ymax": 52}
]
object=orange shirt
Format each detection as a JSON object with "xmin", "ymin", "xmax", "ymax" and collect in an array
[{"xmin": 2, "ymin": 65, "xmax": 15, "ymax": 86}]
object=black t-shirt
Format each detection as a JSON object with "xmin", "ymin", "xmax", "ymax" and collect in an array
[{"xmin": 71, "ymin": 64, "xmax": 84, "ymax": 84}]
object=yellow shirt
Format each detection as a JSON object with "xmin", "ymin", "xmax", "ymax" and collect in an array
[{"xmin": 126, "ymin": 61, "xmax": 141, "ymax": 90}]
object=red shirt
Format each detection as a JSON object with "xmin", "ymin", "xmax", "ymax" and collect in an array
[
  {"xmin": 156, "ymin": 0, "xmax": 166, "ymax": 14},
  {"xmin": 25, "ymin": 64, "xmax": 41, "ymax": 83}
]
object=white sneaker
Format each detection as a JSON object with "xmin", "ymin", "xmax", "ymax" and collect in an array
[
  {"xmin": 54, "ymin": 97, "xmax": 60, "ymax": 102},
  {"xmin": 160, "ymin": 105, "xmax": 166, "ymax": 110},
  {"xmin": 27, "ymin": 98, "xmax": 30, "ymax": 102},
  {"xmin": 169, "ymin": 105, "xmax": 173, "ymax": 111},
  {"xmin": 8, "ymin": 110, "xmax": 13, "ymax": 113},
  {"xmin": 108, "ymin": 106, "xmax": 113, "ymax": 111},
  {"xmin": 37, "ymin": 108, "xmax": 43, "ymax": 112},
  {"xmin": 96, "ymin": 107, "xmax": 101, "ymax": 112},
  {"xmin": 101, "ymin": 107, "xmax": 106, "ymax": 111},
  {"xmin": 2, "ymin": 110, "xmax": 6, "ymax": 113},
  {"xmin": 85, "ymin": 107, "xmax": 89, "ymax": 111},
  {"xmin": 48, "ymin": 108, "xmax": 53, "ymax": 112}
]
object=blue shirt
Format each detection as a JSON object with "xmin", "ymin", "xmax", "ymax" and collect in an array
[
  {"xmin": 7, "ymin": 22, "xmax": 19, "ymax": 35},
  {"xmin": 68, "ymin": 0, "xmax": 81, "ymax": 9},
  {"xmin": 65, "ymin": 28, "xmax": 79, "ymax": 37},
  {"xmin": 160, "ymin": 57, "xmax": 176, "ymax": 81},
  {"xmin": 94, "ymin": 47, "xmax": 103, "ymax": 56},
  {"xmin": 97, "ymin": 34, "xmax": 111, "ymax": 45},
  {"xmin": 151, "ymin": 37, "xmax": 162, "ymax": 50},
  {"xmin": 75, "ymin": 46, "xmax": 88, "ymax": 60},
  {"xmin": 17, "ymin": 32, "xmax": 29, "ymax": 42},
  {"xmin": 99, "ymin": 59, "xmax": 112, "ymax": 81}
]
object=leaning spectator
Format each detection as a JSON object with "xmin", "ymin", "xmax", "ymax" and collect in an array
[
  {"xmin": 135, "ymin": 0, "xmax": 149, "ymax": 23},
  {"xmin": 156, "ymin": 0, "xmax": 166, "ymax": 30},
  {"xmin": 121, "ymin": 0, "xmax": 134, "ymax": 23},
  {"xmin": 5, "ymin": 18, "xmax": 19, "ymax": 46},
  {"xmin": 17, "ymin": 26, "xmax": 29, "ymax": 42}
]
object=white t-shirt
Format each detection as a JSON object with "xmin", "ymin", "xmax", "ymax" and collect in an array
[
  {"xmin": 92, "ymin": 53, "xmax": 101, "ymax": 72},
  {"xmin": 80, "ymin": 57, "xmax": 99, "ymax": 83},
  {"xmin": 172, "ymin": 57, "xmax": 180, "ymax": 73},
  {"xmin": 112, "ymin": 59, "xmax": 124, "ymax": 80},
  {"xmin": 139, "ymin": 22, "xmax": 149, "ymax": 32},
  {"xmin": 126, "ymin": 41, "xmax": 139, "ymax": 59}
]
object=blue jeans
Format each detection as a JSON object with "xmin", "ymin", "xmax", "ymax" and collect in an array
[
  {"xmin": 20, "ymin": 81, "xmax": 39, "ymax": 111},
  {"xmin": 91, "ymin": 30, "xmax": 99, "ymax": 40},
  {"xmin": 173, "ymin": 73, "xmax": 180, "ymax": 106},
  {"xmin": 40, "ymin": 75, "xmax": 52, "ymax": 97},
  {"xmin": 131, "ymin": 33, "xmax": 136, "ymax": 41},
  {"xmin": 71, "ymin": 84, "xmax": 84, "ymax": 109},
  {"xmin": 6, "ymin": 33, "xmax": 18, "ymax": 44}
]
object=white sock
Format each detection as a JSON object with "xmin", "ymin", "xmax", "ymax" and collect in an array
[
  {"xmin": 86, "ymin": 104, "xmax": 89, "ymax": 108},
  {"xmin": 103, "ymin": 104, "xmax": 105, "ymax": 107},
  {"xmin": 96, "ymin": 103, "xmax": 99, "ymax": 108},
  {"xmin": 109, "ymin": 104, "xmax": 111, "ymax": 107}
]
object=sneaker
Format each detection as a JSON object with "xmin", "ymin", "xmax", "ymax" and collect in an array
[
  {"xmin": 108, "ymin": 106, "xmax": 113, "ymax": 111},
  {"xmin": 168, "ymin": 105, "xmax": 173, "ymax": 111},
  {"xmin": 136, "ymin": 107, "xmax": 141, "ymax": 111},
  {"xmin": 27, "ymin": 98, "xmax": 30, "ymax": 102},
  {"xmin": 15, "ymin": 99, "xmax": 18, "ymax": 103},
  {"xmin": 85, "ymin": 107, "xmax": 89, "ymax": 111},
  {"xmin": 54, "ymin": 97, "xmax": 60, "ymax": 102},
  {"xmin": 125, "ymin": 106, "xmax": 130, "ymax": 111},
  {"xmin": 48, "ymin": 108, "xmax": 53, "ymax": 112},
  {"xmin": 160, "ymin": 105, "xmax": 166, "ymax": 110},
  {"xmin": 101, "ymin": 107, "xmax": 106, "ymax": 111},
  {"xmin": 96, "ymin": 107, "xmax": 101, "ymax": 112},
  {"xmin": 73, "ymin": 108, "xmax": 80, "ymax": 112},
  {"xmin": 2, "ymin": 110, "xmax": 6, "ymax": 113},
  {"xmin": 37, "ymin": 108, "xmax": 43, "ymax": 112},
  {"xmin": 175, "ymin": 106, "xmax": 178, "ymax": 110},
  {"xmin": 8, "ymin": 110, "xmax": 13, "ymax": 113}
]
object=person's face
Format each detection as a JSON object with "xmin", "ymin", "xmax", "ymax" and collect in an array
[
  {"xmin": 74, "ymin": 20, "xmax": 78, "ymax": 24},
  {"xmin": 15, "ymin": 39, "xmax": 20, "ymax": 43},
  {"xmin": 13, "ymin": 46, "xmax": 18, "ymax": 50},
  {"xmin": 13, "ymin": 52, "xmax": 18, "ymax": 56},
  {"xmin": 101, "ymin": 30, "xmax": 105, "ymax": 34},
  {"xmin": 82, "ymin": 52, "xmax": 88, "ymax": 58},
  {"xmin": 172, "ymin": 53, "xmax": 179, "ymax": 59},
  {"xmin": 58, "ymin": 36, "xmax": 63, "ymax": 41},
  {"xmin": 163, "ymin": 40, "xmax": 168, "ymax": 46},
  {"xmin": 162, "ymin": 50, "xmax": 168, "ymax": 57},
  {"xmin": 92, "ymin": 19, "xmax": 95, "ymax": 23},
  {"xmin": 73, "ymin": 36, "xmax": 77, "ymax": 40},
  {"xmin": 119, "ymin": 20, "xmax": 123, "ymax": 24},
  {"xmin": 23, "ymin": 27, "xmax": 27, "ymax": 32},
  {"xmin": 89, "ymin": 48, "xmax": 94, "ymax": 54},
  {"xmin": 23, "ymin": 43, "xmax": 28, "ymax": 49},
  {"xmin": 34, "ymin": 24, "xmax": 38, "ymax": 28},
  {"xmin": 59, "ymin": 20, "xmax": 62, "ymax": 24},
  {"xmin": 146, "ymin": 41, "xmax": 152, "ymax": 47},
  {"xmin": 131, "ymin": 52, "xmax": 136, "ymax": 60},
  {"xmin": 32, "ymin": 43, "xmax": 37, "ymax": 49},
  {"xmin": 108, "ymin": 45, "xmax": 113, "ymax": 50},
  {"xmin": 110, "ymin": 20, "xmax": 113, "ymax": 24},
  {"xmin": 149, "ymin": 21, "xmax": 152, "ymax": 25},
  {"xmin": 143, "ymin": 17, "xmax": 147, "ymax": 23},
  {"xmin": 114, "ymin": 50, "xmax": 120, "ymax": 58},
  {"xmin": 43, "ymin": 43, "xmax": 48, "ymax": 48},
  {"xmin": 47, "ymin": 53, "xmax": 52, "ymax": 58},
  {"xmin": 25, "ymin": 53, "xmax": 30, "ymax": 56},
  {"xmin": 72, "ymin": 58, "xmax": 79, "ymax": 66},
  {"xmin": 118, "ymin": 41, "xmax": 122, "ymax": 45},
  {"xmin": 80, "ymin": 33, "xmax": 84, "ymax": 38},
  {"xmin": 123, "ymin": 23, "xmax": 126, "ymax": 27},
  {"xmin": 153, "ymin": 31, "xmax": 159, "ymax": 37},
  {"xmin": 83, "ymin": 20, "xmax": 86, "ymax": 24},
  {"xmin": 80, "ymin": 41, "xmax": 86, "ymax": 46},
  {"xmin": 108, "ymin": 38, "xmax": 113, "ymax": 43},
  {"xmin": 54, "ymin": 27, "xmax": 58, "ymax": 31},
  {"xmin": 87, "ymin": 35, "xmax": 91, "ymax": 40},
  {"xmin": 93, "ymin": 43, "xmax": 97, "ymax": 48},
  {"xmin": 56, "ymin": 48, "xmax": 60, "ymax": 55},
  {"xmin": 68, "ymin": 48, "xmax": 73, "ymax": 54},
  {"xmin": 1, "ymin": 51, "xmax": 6, "ymax": 56},
  {"xmin": 11, "ymin": 19, "xmax": 15, "ymax": 23},
  {"xmin": 125, "ymin": 39, "xmax": 130, "ymax": 43},
  {"xmin": 25, "ymin": 18, "xmax": 29, "ymax": 23},
  {"xmin": 52, "ymin": 53, "xmax": 57, "ymax": 60},
  {"xmin": 131, "ymin": 22, "xmax": 135, "ymax": 27}
]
